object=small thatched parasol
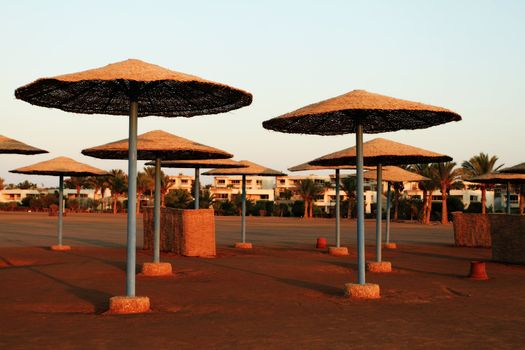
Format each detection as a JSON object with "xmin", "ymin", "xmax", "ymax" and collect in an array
[
  {"xmin": 469, "ymin": 173, "xmax": 525, "ymax": 215},
  {"xmin": 363, "ymin": 166, "xmax": 429, "ymax": 182},
  {"xmin": 10, "ymin": 157, "xmax": 106, "ymax": 250},
  {"xmin": 203, "ymin": 161, "xmax": 285, "ymax": 247},
  {"xmin": 263, "ymin": 89, "xmax": 461, "ymax": 290},
  {"xmin": 0, "ymin": 135, "xmax": 48, "ymax": 155},
  {"xmin": 15, "ymin": 59, "xmax": 252, "ymax": 304},
  {"xmin": 500, "ymin": 163, "xmax": 525, "ymax": 174}
]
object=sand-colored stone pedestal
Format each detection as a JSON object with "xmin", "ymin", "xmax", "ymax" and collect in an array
[
  {"xmin": 234, "ymin": 242, "xmax": 253, "ymax": 249},
  {"xmin": 344, "ymin": 283, "xmax": 380, "ymax": 299},
  {"xmin": 328, "ymin": 247, "xmax": 349, "ymax": 256},
  {"xmin": 366, "ymin": 261, "xmax": 392, "ymax": 272},
  {"xmin": 141, "ymin": 262, "xmax": 173, "ymax": 276},
  {"xmin": 384, "ymin": 243, "xmax": 397, "ymax": 249},
  {"xmin": 108, "ymin": 296, "xmax": 150, "ymax": 314},
  {"xmin": 51, "ymin": 245, "xmax": 71, "ymax": 251}
]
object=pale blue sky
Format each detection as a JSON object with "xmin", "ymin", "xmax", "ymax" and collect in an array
[{"xmin": 1, "ymin": 1, "xmax": 524, "ymax": 186}]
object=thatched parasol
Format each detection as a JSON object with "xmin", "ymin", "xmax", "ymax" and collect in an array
[
  {"xmin": 203, "ymin": 161, "xmax": 285, "ymax": 247},
  {"xmin": 0, "ymin": 135, "xmax": 48, "ymax": 155},
  {"xmin": 15, "ymin": 59, "xmax": 252, "ymax": 305},
  {"xmin": 10, "ymin": 157, "xmax": 106, "ymax": 250},
  {"xmin": 500, "ymin": 163, "xmax": 525, "ymax": 174},
  {"xmin": 83, "ymin": 130, "xmax": 234, "ymax": 270},
  {"xmin": 363, "ymin": 166, "xmax": 430, "ymax": 182},
  {"xmin": 469, "ymin": 173, "xmax": 525, "ymax": 214},
  {"xmin": 263, "ymin": 89, "xmax": 461, "ymax": 291},
  {"xmin": 146, "ymin": 159, "xmax": 247, "ymax": 210}
]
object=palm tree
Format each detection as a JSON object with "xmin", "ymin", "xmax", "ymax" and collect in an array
[
  {"xmin": 294, "ymin": 179, "xmax": 324, "ymax": 218},
  {"xmin": 411, "ymin": 164, "xmax": 439, "ymax": 224},
  {"xmin": 199, "ymin": 189, "xmax": 214, "ymax": 209},
  {"xmin": 434, "ymin": 162, "xmax": 463, "ymax": 224},
  {"xmin": 65, "ymin": 176, "xmax": 89, "ymax": 198},
  {"xmin": 340, "ymin": 176, "xmax": 356, "ymax": 219},
  {"xmin": 107, "ymin": 169, "xmax": 128, "ymax": 215},
  {"xmin": 0, "ymin": 177, "xmax": 4, "ymax": 190},
  {"xmin": 165, "ymin": 189, "xmax": 193, "ymax": 209},
  {"xmin": 161, "ymin": 175, "xmax": 176, "ymax": 207},
  {"xmin": 136, "ymin": 171, "xmax": 152, "ymax": 214},
  {"xmin": 461, "ymin": 153, "xmax": 502, "ymax": 214},
  {"xmin": 392, "ymin": 182, "xmax": 404, "ymax": 221}
]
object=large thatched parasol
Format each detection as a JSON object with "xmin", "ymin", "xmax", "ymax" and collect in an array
[
  {"xmin": 146, "ymin": 159, "xmax": 246, "ymax": 210},
  {"xmin": 500, "ymin": 163, "xmax": 525, "ymax": 174},
  {"xmin": 469, "ymin": 173, "xmax": 525, "ymax": 214},
  {"xmin": 82, "ymin": 130, "xmax": 234, "ymax": 275},
  {"xmin": 203, "ymin": 161, "xmax": 285, "ymax": 248},
  {"xmin": 15, "ymin": 59, "xmax": 252, "ymax": 310},
  {"xmin": 10, "ymin": 157, "xmax": 106, "ymax": 250},
  {"xmin": 263, "ymin": 89, "xmax": 461, "ymax": 295},
  {"xmin": 0, "ymin": 135, "xmax": 48, "ymax": 155}
]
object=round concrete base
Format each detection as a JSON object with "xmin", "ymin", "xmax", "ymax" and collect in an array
[
  {"xmin": 108, "ymin": 296, "xmax": 150, "ymax": 314},
  {"xmin": 384, "ymin": 243, "xmax": 397, "ymax": 249},
  {"xmin": 344, "ymin": 283, "xmax": 381, "ymax": 299},
  {"xmin": 50, "ymin": 245, "xmax": 71, "ymax": 251},
  {"xmin": 141, "ymin": 262, "xmax": 173, "ymax": 276},
  {"xmin": 366, "ymin": 261, "xmax": 392, "ymax": 273},
  {"xmin": 328, "ymin": 247, "xmax": 349, "ymax": 256},
  {"xmin": 234, "ymin": 242, "xmax": 253, "ymax": 249}
]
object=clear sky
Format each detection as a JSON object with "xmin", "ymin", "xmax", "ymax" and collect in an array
[{"xmin": 1, "ymin": 0, "xmax": 524, "ymax": 187}]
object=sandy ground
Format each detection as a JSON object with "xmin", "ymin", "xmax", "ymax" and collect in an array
[{"xmin": 1, "ymin": 212, "xmax": 524, "ymax": 349}]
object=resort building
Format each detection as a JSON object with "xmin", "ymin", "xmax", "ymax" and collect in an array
[
  {"xmin": 209, "ymin": 175, "xmax": 275, "ymax": 202},
  {"xmin": 167, "ymin": 173, "xmax": 195, "ymax": 192}
]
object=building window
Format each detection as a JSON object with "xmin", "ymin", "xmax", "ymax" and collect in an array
[
  {"xmin": 231, "ymin": 180, "xmax": 241, "ymax": 184},
  {"xmin": 181, "ymin": 179, "xmax": 188, "ymax": 184},
  {"xmin": 260, "ymin": 194, "xmax": 269, "ymax": 200},
  {"xmin": 432, "ymin": 195, "xmax": 442, "ymax": 200},
  {"xmin": 218, "ymin": 179, "xmax": 225, "ymax": 184},
  {"xmin": 279, "ymin": 180, "xmax": 285, "ymax": 185},
  {"xmin": 470, "ymin": 195, "xmax": 479, "ymax": 202},
  {"xmin": 215, "ymin": 193, "xmax": 229, "ymax": 199}
]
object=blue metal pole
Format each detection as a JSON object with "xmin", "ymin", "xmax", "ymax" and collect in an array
[
  {"xmin": 153, "ymin": 157, "xmax": 161, "ymax": 264},
  {"xmin": 356, "ymin": 121, "xmax": 366, "ymax": 285},
  {"xmin": 58, "ymin": 175, "xmax": 64, "ymax": 246},
  {"xmin": 385, "ymin": 182, "xmax": 391, "ymax": 244},
  {"xmin": 335, "ymin": 169, "xmax": 341, "ymax": 247},
  {"xmin": 194, "ymin": 168, "xmax": 200, "ymax": 209},
  {"xmin": 375, "ymin": 164, "xmax": 382, "ymax": 262},
  {"xmin": 241, "ymin": 174, "xmax": 246, "ymax": 243},
  {"xmin": 126, "ymin": 100, "xmax": 138, "ymax": 297},
  {"xmin": 506, "ymin": 181, "xmax": 511, "ymax": 214}
]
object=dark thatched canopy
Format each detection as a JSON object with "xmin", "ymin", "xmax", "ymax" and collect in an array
[
  {"xmin": 82, "ymin": 130, "xmax": 233, "ymax": 161},
  {"xmin": 309, "ymin": 138, "xmax": 452, "ymax": 167},
  {"xmin": 202, "ymin": 160, "xmax": 285, "ymax": 177},
  {"xmin": 363, "ymin": 166, "xmax": 430, "ymax": 182},
  {"xmin": 15, "ymin": 59, "xmax": 253, "ymax": 117},
  {"xmin": 500, "ymin": 162, "xmax": 525, "ymax": 174},
  {"xmin": 0, "ymin": 135, "xmax": 48, "ymax": 155},
  {"xmin": 147, "ymin": 158, "xmax": 246, "ymax": 169},
  {"xmin": 10, "ymin": 156, "xmax": 106, "ymax": 177},
  {"xmin": 288, "ymin": 161, "xmax": 357, "ymax": 172},
  {"xmin": 262, "ymin": 90, "xmax": 461, "ymax": 135},
  {"xmin": 468, "ymin": 172, "xmax": 525, "ymax": 184}
]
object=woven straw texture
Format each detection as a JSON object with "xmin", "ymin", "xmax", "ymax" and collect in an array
[
  {"xmin": 263, "ymin": 90, "xmax": 461, "ymax": 135},
  {"xmin": 15, "ymin": 59, "xmax": 252, "ymax": 117},
  {"xmin": 500, "ymin": 162, "xmax": 525, "ymax": 174},
  {"xmin": 288, "ymin": 161, "xmax": 357, "ymax": 172},
  {"xmin": 202, "ymin": 160, "xmax": 285, "ymax": 176},
  {"xmin": 309, "ymin": 138, "xmax": 452, "ymax": 167},
  {"xmin": 10, "ymin": 156, "xmax": 106, "ymax": 176},
  {"xmin": 0, "ymin": 135, "xmax": 48, "ymax": 155},
  {"xmin": 82, "ymin": 130, "xmax": 233, "ymax": 161},
  {"xmin": 468, "ymin": 173, "xmax": 525, "ymax": 184},
  {"xmin": 147, "ymin": 159, "xmax": 246, "ymax": 169},
  {"xmin": 363, "ymin": 166, "xmax": 430, "ymax": 182}
]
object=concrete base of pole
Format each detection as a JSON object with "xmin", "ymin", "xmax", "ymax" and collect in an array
[
  {"xmin": 108, "ymin": 296, "xmax": 150, "ymax": 314},
  {"xmin": 366, "ymin": 261, "xmax": 392, "ymax": 273},
  {"xmin": 234, "ymin": 242, "xmax": 252, "ymax": 249},
  {"xmin": 384, "ymin": 243, "xmax": 397, "ymax": 249},
  {"xmin": 141, "ymin": 262, "xmax": 173, "ymax": 276},
  {"xmin": 50, "ymin": 245, "xmax": 71, "ymax": 251},
  {"xmin": 344, "ymin": 283, "xmax": 380, "ymax": 299},
  {"xmin": 328, "ymin": 247, "xmax": 349, "ymax": 256}
]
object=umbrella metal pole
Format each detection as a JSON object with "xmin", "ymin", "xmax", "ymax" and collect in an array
[
  {"xmin": 57, "ymin": 175, "xmax": 64, "ymax": 246},
  {"xmin": 385, "ymin": 182, "xmax": 391, "ymax": 244},
  {"xmin": 241, "ymin": 174, "xmax": 247, "ymax": 243},
  {"xmin": 126, "ymin": 100, "xmax": 138, "ymax": 297},
  {"xmin": 153, "ymin": 158, "xmax": 161, "ymax": 264},
  {"xmin": 356, "ymin": 121, "xmax": 366, "ymax": 285},
  {"xmin": 375, "ymin": 164, "xmax": 382, "ymax": 263},
  {"xmin": 335, "ymin": 169, "xmax": 341, "ymax": 247},
  {"xmin": 506, "ymin": 181, "xmax": 511, "ymax": 214},
  {"xmin": 194, "ymin": 168, "xmax": 200, "ymax": 209}
]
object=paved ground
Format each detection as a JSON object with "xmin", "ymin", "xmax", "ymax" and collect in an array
[{"xmin": 1, "ymin": 212, "xmax": 524, "ymax": 349}]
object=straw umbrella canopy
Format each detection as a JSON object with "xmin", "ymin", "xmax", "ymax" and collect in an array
[
  {"xmin": 10, "ymin": 157, "xmax": 106, "ymax": 250},
  {"xmin": 82, "ymin": 130, "xmax": 234, "ymax": 269},
  {"xmin": 145, "ymin": 159, "xmax": 247, "ymax": 210},
  {"xmin": 203, "ymin": 161, "xmax": 285, "ymax": 247},
  {"xmin": 15, "ymin": 58, "xmax": 252, "ymax": 302},
  {"xmin": 263, "ymin": 89, "xmax": 461, "ymax": 289},
  {"xmin": 0, "ymin": 135, "xmax": 48, "ymax": 155},
  {"xmin": 468, "ymin": 173, "xmax": 525, "ymax": 214},
  {"xmin": 500, "ymin": 163, "xmax": 525, "ymax": 174}
]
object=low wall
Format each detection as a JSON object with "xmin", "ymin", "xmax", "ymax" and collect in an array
[
  {"xmin": 143, "ymin": 207, "xmax": 216, "ymax": 257},
  {"xmin": 451, "ymin": 212, "xmax": 491, "ymax": 248},
  {"xmin": 489, "ymin": 214, "xmax": 525, "ymax": 264}
]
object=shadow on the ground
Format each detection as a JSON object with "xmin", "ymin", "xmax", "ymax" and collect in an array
[{"xmin": 61, "ymin": 250, "xmax": 127, "ymax": 272}]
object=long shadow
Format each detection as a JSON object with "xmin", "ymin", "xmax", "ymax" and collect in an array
[
  {"xmin": 62, "ymin": 250, "xmax": 127, "ymax": 272},
  {"xmin": 0, "ymin": 231, "xmax": 124, "ymax": 248},
  {"xmin": 193, "ymin": 258, "xmax": 342, "ymax": 297},
  {"xmin": 401, "ymin": 250, "xmax": 484, "ymax": 262},
  {"xmin": 394, "ymin": 265, "xmax": 465, "ymax": 278}
]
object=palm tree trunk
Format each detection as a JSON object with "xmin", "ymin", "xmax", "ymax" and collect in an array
[
  {"xmin": 441, "ymin": 183, "xmax": 448, "ymax": 224},
  {"xmin": 136, "ymin": 190, "xmax": 142, "ymax": 215},
  {"xmin": 309, "ymin": 199, "xmax": 314, "ymax": 218},
  {"xmin": 421, "ymin": 191, "xmax": 428, "ymax": 223},
  {"xmin": 303, "ymin": 200, "xmax": 308, "ymax": 218},
  {"xmin": 520, "ymin": 185, "xmax": 525, "ymax": 214},
  {"xmin": 426, "ymin": 191, "xmax": 433, "ymax": 224},
  {"xmin": 113, "ymin": 193, "xmax": 119, "ymax": 215},
  {"xmin": 394, "ymin": 188, "xmax": 399, "ymax": 221},
  {"xmin": 481, "ymin": 186, "xmax": 487, "ymax": 214}
]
